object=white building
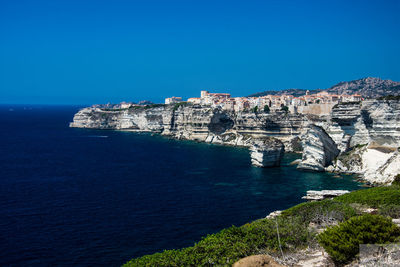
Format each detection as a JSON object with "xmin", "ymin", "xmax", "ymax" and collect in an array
[{"xmin": 165, "ymin": 96, "xmax": 183, "ymax": 105}]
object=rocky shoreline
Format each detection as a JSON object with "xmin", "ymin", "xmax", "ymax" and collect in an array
[{"xmin": 70, "ymin": 99, "xmax": 400, "ymax": 184}]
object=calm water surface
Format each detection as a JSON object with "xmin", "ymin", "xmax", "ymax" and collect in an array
[{"xmin": 0, "ymin": 105, "xmax": 362, "ymax": 266}]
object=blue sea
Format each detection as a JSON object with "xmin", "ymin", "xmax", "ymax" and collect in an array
[{"xmin": 0, "ymin": 105, "xmax": 362, "ymax": 266}]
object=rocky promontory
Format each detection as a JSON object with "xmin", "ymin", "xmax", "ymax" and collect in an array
[
  {"xmin": 70, "ymin": 99, "xmax": 400, "ymax": 183},
  {"xmin": 70, "ymin": 104, "xmax": 295, "ymax": 167}
]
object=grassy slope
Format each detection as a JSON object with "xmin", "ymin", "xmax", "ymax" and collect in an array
[{"xmin": 123, "ymin": 185, "xmax": 400, "ymax": 266}]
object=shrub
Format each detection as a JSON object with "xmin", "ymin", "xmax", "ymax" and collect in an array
[
  {"xmin": 281, "ymin": 199, "xmax": 357, "ymax": 225},
  {"xmin": 393, "ymin": 174, "xmax": 400, "ymax": 186},
  {"xmin": 378, "ymin": 204, "xmax": 400, "ymax": 218},
  {"xmin": 318, "ymin": 214, "xmax": 400, "ymax": 264},
  {"xmin": 129, "ymin": 106, "xmax": 142, "ymax": 110},
  {"xmin": 335, "ymin": 185, "xmax": 400, "ymax": 207},
  {"xmin": 125, "ymin": 186, "xmax": 400, "ymax": 266},
  {"xmin": 172, "ymin": 102, "xmax": 189, "ymax": 111},
  {"xmin": 354, "ymin": 143, "xmax": 367, "ymax": 149},
  {"xmin": 124, "ymin": 216, "xmax": 311, "ymax": 266}
]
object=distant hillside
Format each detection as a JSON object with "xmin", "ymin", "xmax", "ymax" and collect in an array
[
  {"xmin": 248, "ymin": 77, "xmax": 400, "ymax": 98},
  {"xmin": 326, "ymin": 77, "xmax": 400, "ymax": 98},
  {"xmin": 248, "ymin": 88, "xmax": 320, "ymax": 97}
]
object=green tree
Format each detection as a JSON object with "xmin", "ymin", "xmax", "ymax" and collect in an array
[
  {"xmin": 281, "ymin": 105, "xmax": 289, "ymax": 113},
  {"xmin": 251, "ymin": 106, "xmax": 258, "ymax": 113},
  {"xmin": 263, "ymin": 105, "xmax": 270, "ymax": 113},
  {"xmin": 318, "ymin": 214, "xmax": 400, "ymax": 264}
]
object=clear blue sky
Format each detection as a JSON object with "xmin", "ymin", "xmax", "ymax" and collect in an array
[{"xmin": 1, "ymin": 0, "xmax": 399, "ymax": 105}]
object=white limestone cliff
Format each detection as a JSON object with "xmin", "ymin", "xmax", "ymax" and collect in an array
[
  {"xmin": 331, "ymin": 143, "xmax": 400, "ymax": 184},
  {"xmin": 324, "ymin": 100, "xmax": 400, "ymax": 152},
  {"xmin": 297, "ymin": 125, "xmax": 340, "ymax": 171},
  {"xmin": 70, "ymin": 100, "xmax": 400, "ymax": 180},
  {"xmin": 250, "ymin": 138, "xmax": 284, "ymax": 167}
]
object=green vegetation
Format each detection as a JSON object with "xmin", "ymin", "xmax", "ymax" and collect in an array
[
  {"xmin": 173, "ymin": 102, "xmax": 189, "ymax": 111},
  {"xmin": 144, "ymin": 104, "xmax": 165, "ymax": 109},
  {"xmin": 124, "ymin": 185, "xmax": 400, "ymax": 266},
  {"xmin": 354, "ymin": 143, "xmax": 367, "ymax": 149},
  {"xmin": 378, "ymin": 204, "xmax": 400, "ymax": 218},
  {"xmin": 281, "ymin": 199, "xmax": 358, "ymax": 225},
  {"xmin": 318, "ymin": 214, "xmax": 400, "ymax": 264},
  {"xmin": 129, "ymin": 106, "xmax": 143, "ymax": 110},
  {"xmin": 263, "ymin": 105, "xmax": 270, "ymax": 113},
  {"xmin": 281, "ymin": 105, "xmax": 289, "ymax": 113},
  {"xmin": 124, "ymin": 216, "xmax": 311, "ymax": 266},
  {"xmin": 392, "ymin": 174, "xmax": 400, "ymax": 186},
  {"xmin": 377, "ymin": 95, "xmax": 400, "ymax": 101},
  {"xmin": 251, "ymin": 106, "xmax": 258, "ymax": 113},
  {"xmin": 335, "ymin": 185, "xmax": 400, "ymax": 207}
]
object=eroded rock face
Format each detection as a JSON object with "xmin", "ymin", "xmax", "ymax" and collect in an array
[
  {"xmin": 207, "ymin": 111, "xmax": 234, "ymax": 134},
  {"xmin": 362, "ymin": 100, "xmax": 400, "ymax": 147},
  {"xmin": 297, "ymin": 125, "xmax": 340, "ymax": 171},
  {"xmin": 250, "ymin": 138, "xmax": 284, "ymax": 167},
  {"xmin": 70, "ymin": 105, "xmax": 310, "ymax": 152},
  {"xmin": 324, "ymin": 100, "xmax": 400, "ymax": 152},
  {"xmin": 331, "ymin": 143, "xmax": 400, "ymax": 184},
  {"xmin": 70, "ymin": 106, "xmax": 165, "ymax": 132}
]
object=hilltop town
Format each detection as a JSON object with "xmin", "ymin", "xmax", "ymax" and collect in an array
[
  {"xmin": 165, "ymin": 89, "xmax": 362, "ymax": 115},
  {"xmin": 91, "ymin": 77, "xmax": 399, "ymax": 116}
]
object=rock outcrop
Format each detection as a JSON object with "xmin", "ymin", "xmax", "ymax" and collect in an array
[
  {"xmin": 70, "ymin": 106, "xmax": 165, "ymax": 132},
  {"xmin": 297, "ymin": 125, "xmax": 340, "ymax": 171},
  {"xmin": 250, "ymin": 138, "xmax": 284, "ymax": 167},
  {"xmin": 302, "ymin": 190, "xmax": 350, "ymax": 201},
  {"xmin": 233, "ymin": 255, "xmax": 285, "ymax": 267},
  {"xmin": 331, "ymin": 143, "xmax": 400, "ymax": 184},
  {"xmin": 324, "ymin": 100, "xmax": 400, "ymax": 152}
]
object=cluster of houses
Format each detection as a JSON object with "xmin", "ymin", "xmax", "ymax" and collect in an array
[
  {"xmin": 165, "ymin": 90, "xmax": 363, "ymax": 115},
  {"xmin": 96, "ymin": 89, "xmax": 363, "ymax": 116}
]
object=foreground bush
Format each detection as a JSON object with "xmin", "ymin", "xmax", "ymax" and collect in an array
[
  {"xmin": 124, "ymin": 216, "xmax": 310, "ymax": 266},
  {"xmin": 318, "ymin": 214, "xmax": 400, "ymax": 264},
  {"xmin": 392, "ymin": 174, "xmax": 400, "ymax": 186}
]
